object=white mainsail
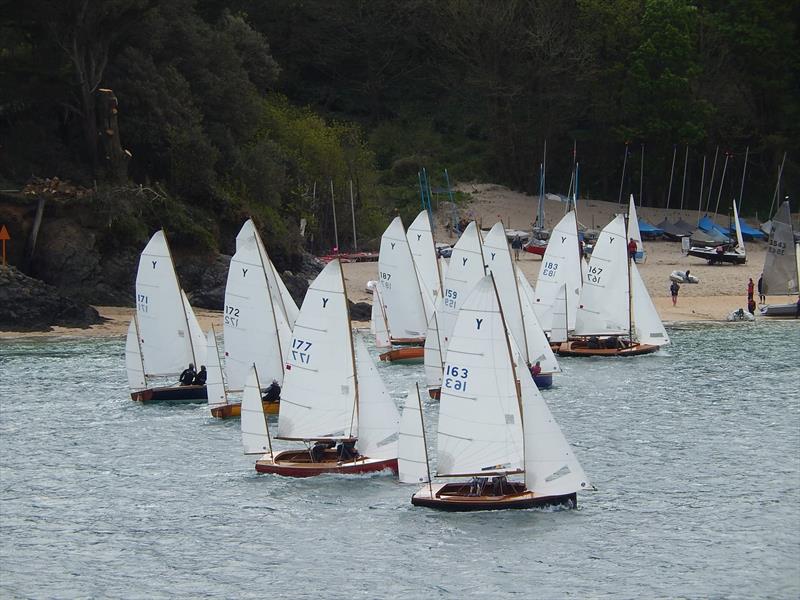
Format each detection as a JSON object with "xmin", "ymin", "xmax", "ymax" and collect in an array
[
  {"xmin": 223, "ymin": 230, "xmax": 291, "ymax": 391},
  {"xmin": 406, "ymin": 211, "xmax": 443, "ymax": 304},
  {"xmin": 574, "ymin": 215, "xmax": 630, "ymax": 336},
  {"xmin": 519, "ymin": 356, "xmax": 590, "ymax": 496},
  {"xmin": 762, "ymin": 201, "xmax": 797, "ymax": 295},
  {"xmin": 205, "ymin": 329, "xmax": 227, "ymax": 407},
  {"xmin": 135, "ymin": 230, "xmax": 200, "ymax": 376},
  {"xmin": 276, "ymin": 259, "xmax": 358, "ymax": 441},
  {"xmin": 241, "ymin": 365, "xmax": 272, "ymax": 456},
  {"xmin": 353, "ymin": 336, "xmax": 399, "ymax": 460},
  {"xmin": 631, "ymin": 264, "xmax": 670, "ymax": 346},
  {"xmin": 483, "ymin": 222, "xmax": 559, "ymax": 373},
  {"xmin": 378, "ymin": 217, "xmax": 428, "ymax": 340},
  {"xmin": 181, "ymin": 290, "xmax": 207, "ymax": 368},
  {"xmin": 732, "ymin": 201, "xmax": 746, "ymax": 257},
  {"xmin": 533, "ymin": 211, "xmax": 583, "ymax": 331},
  {"xmin": 398, "ymin": 387, "xmax": 430, "ymax": 484},
  {"xmin": 549, "ymin": 284, "xmax": 569, "ymax": 344},
  {"xmin": 125, "ymin": 318, "xmax": 146, "ymax": 390},
  {"xmin": 436, "ymin": 276, "xmax": 524, "ymax": 477},
  {"xmin": 423, "ymin": 306, "xmax": 445, "ymax": 390}
]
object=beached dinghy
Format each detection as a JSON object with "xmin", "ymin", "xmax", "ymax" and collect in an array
[
  {"xmin": 760, "ymin": 201, "xmax": 799, "ymax": 318},
  {"xmin": 557, "ymin": 215, "xmax": 670, "ymax": 357},
  {"xmin": 214, "ymin": 220, "xmax": 293, "ymax": 418},
  {"xmin": 410, "ymin": 276, "xmax": 591, "ymax": 511},
  {"xmin": 128, "ymin": 230, "xmax": 207, "ymax": 403},
  {"xmin": 687, "ymin": 203, "xmax": 747, "ymax": 265},
  {"xmin": 251, "ymin": 259, "xmax": 400, "ymax": 477}
]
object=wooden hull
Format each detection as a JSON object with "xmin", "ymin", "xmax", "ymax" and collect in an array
[
  {"xmin": 760, "ymin": 302, "xmax": 799, "ymax": 318},
  {"xmin": 389, "ymin": 337, "xmax": 425, "ymax": 346},
  {"xmin": 428, "ymin": 387, "xmax": 441, "ymax": 400},
  {"xmin": 533, "ymin": 373, "xmax": 553, "ymax": 389},
  {"xmin": 379, "ymin": 346, "xmax": 424, "ymax": 364},
  {"xmin": 687, "ymin": 247, "xmax": 746, "ymax": 265},
  {"xmin": 556, "ymin": 339, "xmax": 660, "ymax": 357},
  {"xmin": 210, "ymin": 400, "xmax": 280, "ymax": 419},
  {"xmin": 255, "ymin": 449, "xmax": 398, "ymax": 478},
  {"xmin": 411, "ymin": 482, "xmax": 577, "ymax": 511},
  {"xmin": 131, "ymin": 385, "xmax": 207, "ymax": 404}
]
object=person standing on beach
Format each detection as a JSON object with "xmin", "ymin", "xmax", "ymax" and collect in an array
[
  {"xmin": 628, "ymin": 237, "xmax": 638, "ymax": 261},
  {"xmin": 511, "ymin": 234, "xmax": 522, "ymax": 261},
  {"xmin": 758, "ymin": 274, "xmax": 765, "ymax": 303},
  {"xmin": 670, "ymin": 281, "xmax": 680, "ymax": 306},
  {"xmin": 747, "ymin": 278, "xmax": 755, "ymax": 302}
]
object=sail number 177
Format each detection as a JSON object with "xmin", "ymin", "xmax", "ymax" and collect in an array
[{"xmin": 291, "ymin": 338, "xmax": 312, "ymax": 364}]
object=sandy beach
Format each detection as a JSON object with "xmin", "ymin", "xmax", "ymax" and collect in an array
[{"xmin": 2, "ymin": 183, "xmax": 785, "ymax": 339}]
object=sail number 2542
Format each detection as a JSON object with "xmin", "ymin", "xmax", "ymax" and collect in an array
[{"xmin": 444, "ymin": 364, "xmax": 469, "ymax": 392}]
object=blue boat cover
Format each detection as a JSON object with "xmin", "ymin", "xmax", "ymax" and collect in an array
[
  {"xmin": 728, "ymin": 218, "xmax": 766, "ymax": 240},
  {"xmin": 697, "ymin": 215, "xmax": 730, "ymax": 237},
  {"xmin": 638, "ymin": 219, "xmax": 663, "ymax": 235}
]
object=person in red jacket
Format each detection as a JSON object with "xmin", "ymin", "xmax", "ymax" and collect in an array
[
  {"xmin": 627, "ymin": 238, "xmax": 638, "ymax": 260},
  {"xmin": 530, "ymin": 361, "xmax": 542, "ymax": 379},
  {"xmin": 747, "ymin": 278, "xmax": 754, "ymax": 301}
]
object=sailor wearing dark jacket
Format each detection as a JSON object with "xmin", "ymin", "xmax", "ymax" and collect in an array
[{"xmin": 179, "ymin": 363, "xmax": 195, "ymax": 386}]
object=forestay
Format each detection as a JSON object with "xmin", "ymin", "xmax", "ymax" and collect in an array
[
  {"xmin": 353, "ymin": 336, "xmax": 399, "ymax": 460},
  {"xmin": 574, "ymin": 215, "xmax": 630, "ymax": 336},
  {"xmin": 241, "ymin": 365, "xmax": 272, "ymax": 456},
  {"xmin": 125, "ymin": 318, "xmax": 146, "ymax": 390},
  {"xmin": 224, "ymin": 230, "xmax": 291, "ymax": 391},
  {"xmin": 277, "ymin": 260, "xmax": 358, "ymax": 441},
  {"xmin": 436, "ymin": 276, "xmax": 524, "ymax": 477},
  {"xmin": 135, "ymin": 230, "xmax": 199, "ymax": 376},
  {"xmin": 398, "ymin": 388, "xmax": 430, "ymax": 484},
  {"xmin": 378, "ymin": 217, "xmax": 428, "ymax": 339},
  {"xmin": 533, "ymin": 211, "xmax": 583, "ymax": 331}
]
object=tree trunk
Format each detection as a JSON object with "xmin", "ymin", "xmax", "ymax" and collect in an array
[{"xmin": 97, "ymin": 89, "xmax": 130, "ymax": 183}]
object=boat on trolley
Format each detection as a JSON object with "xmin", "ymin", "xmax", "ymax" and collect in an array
[{"xmin": 759, "ymin": 201, "xmax": 799, "ymax": 318}]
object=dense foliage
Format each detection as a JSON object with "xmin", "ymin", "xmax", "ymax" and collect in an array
[{"xmin": 1, "ymin": 0, "xmax": 797, "ymax": 260}]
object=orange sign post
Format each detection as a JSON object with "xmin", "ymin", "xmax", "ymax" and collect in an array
[{"xmin": 0, "ymin": 225, "xmax": 9, "ymax": 266}]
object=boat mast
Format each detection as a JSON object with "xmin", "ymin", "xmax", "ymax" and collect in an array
[
  {"xmin": 254, "ymin": 231, "xmax": 286, "ymax": 380},
  {"xmin": 626, "ymin": 216, "xmax": 634, "ymax": 345},
  {"xmin": 340, "ymin": 261, "xmax": 359, "ymax": 440},
  {"xmin": 679, "ymin": 145, "xmax": 689, "ymax": 217},
  {"xmin": 414, "ymin": 382, "xmax": 433, "ymax": 496},
  {"xmin": 665, "ymin": 145, "xmax": 677, "ymax": 213},
  {"xmin": 133, "ymin": 314, "xmax": 148, "ymax": 384},
  {"xmin": 738, "ymin": 146, "xmax": 749, "ymax": 213},
  {"xmin": 507, "ymin": 229, "xmax": 531, "ymax": 363},
  {"xmin": 253, "ymin": 364, "xmax": 273, "ymax": 459},
  {"xmin": 164, "ymin": 230, "xmax": 198, "ymax": 368}
]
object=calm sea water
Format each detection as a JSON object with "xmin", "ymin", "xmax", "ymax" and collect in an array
[{"xmin": 1, "ymin": 321, "xmax": 798, "ymax": 599}]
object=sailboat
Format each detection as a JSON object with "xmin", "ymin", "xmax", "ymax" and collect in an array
[
  {"xmin": 127, "ymin": 230, "xmax": 207, "ymax": 403},
  {"xmin": 398, "ymin": 384, "xmax": 431, "ymax": 485},
  {"xmin": 557, "ymin": 214, "xmax": 670, "ymax": 356},
  {"xmin": 423, "ymin": 221, "xmax": 486, "ymax": 399},
  {"xmin": 406, "ymin": 210, "xmax": 444, "ymax": 308},
  {"xmin": 250, "ymin": 259, "xmax": 400, "ymax": 477},
  {"xmin": 214, "ymin": 220, "xmax": 295, "ymax": 418},
  {"xmin": 483, "ymin": 221, "xmax": 561, "ymax": 389},
  {"xmin": 627, "ymin": 194, "xmax": 646, "ymax": 263},
  {"xmin": 687, "ymin": 203, "xmax": 747, "ymax": 265},
  {"xmin": 375, "ymin": 216, "xmax": 429, "ymax": 364},
  {"xmin": 760, "ymin": 200, "xmax": 799, "ymax": 317},
  {"xmin": 410, "ymin": 275, "xmax": 591, "ymax": 511}
]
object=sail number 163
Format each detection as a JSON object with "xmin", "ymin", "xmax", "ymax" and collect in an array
[{"xmin": 444, "ymin": 364, "xmax": 469, "ymax": 392}]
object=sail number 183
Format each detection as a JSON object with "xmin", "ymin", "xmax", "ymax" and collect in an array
[{"xmin": 444, "ymin": 364, "xmax": 469, "ymax": 392}]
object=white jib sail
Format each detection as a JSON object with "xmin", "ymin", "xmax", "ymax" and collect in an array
[
  {"xmin": 763, "ymin": 201, "xmax": 798, "ymax": 295},
  {"xmin": 628, "ymin": 194, "xmax": 644, "ymax": 255},
  {"xmin": 549, "ymin": 284, "xmax": 569, "ymax": 344},
  {"xmin": 241, "ymin": 365, "xmax": 272, "ymax": 456},
  {"xmin": 205, "ymin": 329, "xmax": 227, "ymax": 407},
  {"xmin": 437, "ymin": 221, "xmax": 486, "ymax": 354},
  {"xmin": 125, "ymin": 318, "xmax": 146, "ymax": 391},
  {"xmin": 398, "ymin": 387, "xmax": 430, "ymax": 484},
  {"xmin": 369, "ymin": 283, "xmax": 391, "ymax": 349},
  {"xmin": 436, "ymin": 276, "xmax": 524, "ymax": 477},
  {"xmin": 181, "ymin": 290, "xmax": 206, "ymax": 368},
  {"xmin": 407, "ymin": 211, "xmax": 443, "ymax": 303},
  {"xmin": 135, "ymin": 230, "xmax": 196, "ymax": 376},
  {"xmin": 353, "ymin": 336, "xmax": 399, "ymax": 460},
  {"xmin": 224, "ymin": 232, "xmax": 290, "ymax": 391},
  {"xmin": 519, "ymin": 356, "xmax": 591, "ymax": 496},
  {"xmin": 277, "ymin": 259, "xmax": 358, "ymax": 441},
  {"xmin": 517, "ymin": 275, "xmax": 561, "ymax": 373},
  {"xmin": 732, "ymin": 201, "xmax": 746, "ymax": 256},
  {"xmin": 574, "ymin": 215, "xmax": 630, "ymax": 336},
  {"xmin": 378, "ymin": 217, "xmax": 428, "ymax": 339},
  {"xmin": 631, "ymin": 263, "xmax": 670, "ymax": 347},
  {"xmin": 533, "ymin": 211, "xmax": 583, "ymax": 331}
]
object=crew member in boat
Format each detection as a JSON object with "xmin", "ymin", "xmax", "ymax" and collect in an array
[
  {"xmin": 337, "ymin": 440, "xmax": 358, "ymax": 461},
  {"xmin": 529, "ymin": 361, "xmax": 542, "ymax": 379},
  {"xmin": 179, "ymin": 363, "xmax": 196, "ymax": 386},
  {"xmin": 193, "ymin": 365, "xmax": 207, "ymax": 386},
  {"xmin": 262, "ymin": 379, "xmax": 281, "ymax": 403},
  {"xmin": 587, "ymin": 336, "xmax": 600, "ymax": 349},
  {"xmin": 311, "ymin": 439, "xmax": 335, "ymax": 462}
]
